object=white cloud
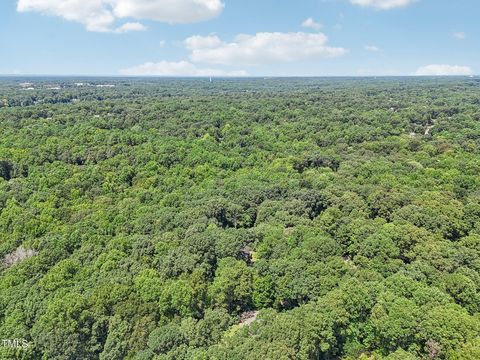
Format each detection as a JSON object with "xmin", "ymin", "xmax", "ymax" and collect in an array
[
  {"xmin": 301, "ymin": 17, "xmax": 322, "ymax": 31},
  {"xmin": 114, "ymin": 22, "xmax": 147, "ymax": 33},
  {"xmin": 184, "ymin": 35, "xmax": 222, "ymax": 50},
  {"xmin": 17, "ymin": 0, "xmax": 115, "ymax": 32},
  {"xmin": 17, "ymin": 0, "xmax": 224, "ymax": 32},
  {"xmin": 119, "ymin": 61, "xmax": 247, "ymax": 77},
  {"xmin": 185, "ymin": 32, "xmax": 348, "ymax": 66},
  {"xmin": 453, "ymin": 32, "xmax": 466, "ymax": 40},
  {"xmin": 350, "ymin": 0, "xmax": 416, "ymax": 10},
  {"xmin": 111, "ymin": 0, "xmax": 224, "ymax": 24},
  {"xmin": 414, "ymin": 64, "xmax": 473, "ymax": 76},
  {"xmin": 365, "ymin": 45, "xmax": 380, "ymax": 52}
]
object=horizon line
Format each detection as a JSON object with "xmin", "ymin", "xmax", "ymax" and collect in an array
[{"xmin": 0, "ymin": 74, "xmax": 478, "ymax": 79}]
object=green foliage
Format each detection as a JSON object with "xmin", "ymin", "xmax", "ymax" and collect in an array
[
  {"xmin": 0, "ymin": 77, "xmax": 479, "ymax": 359},
  {"xmin": 209, "ymin": 258, "xmax": 253, "ymax": 313}
]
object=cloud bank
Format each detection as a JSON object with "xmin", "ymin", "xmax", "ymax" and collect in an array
[
  {"xmin": 121, "ymin": 30, "xmax": 347, "ymax": 76},
  {"xmin": 119, "ymin": 61, "xmax": 247, "ymax": 77},
  {"xmin": 17, "ymin": 0, "xmax": 224, "ymax": 32},
  {"xmin": 414, "ymin": 64, "xmax": 473, "ymax": 76},
  {"xmin": 185, "ymin": 32, "xmax": 348, "ymax": 66}
]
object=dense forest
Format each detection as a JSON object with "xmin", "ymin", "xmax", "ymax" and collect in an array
[{"xmin": 0, "ymin": 77, "xmax": 479, "ymax": 359}]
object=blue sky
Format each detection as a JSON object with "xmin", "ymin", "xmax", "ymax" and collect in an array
[{"xmin": 0, "ymin": 0, "xmax": 478, "ymax": 76}]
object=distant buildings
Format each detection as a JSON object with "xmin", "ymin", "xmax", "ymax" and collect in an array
[
  {"xmin": 17, "ymin": 82, "xmax": 116, "ymax": 90},
  {"xmin": 19, "ymin": 82, "xmax": 34, "ymax": 90}
]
